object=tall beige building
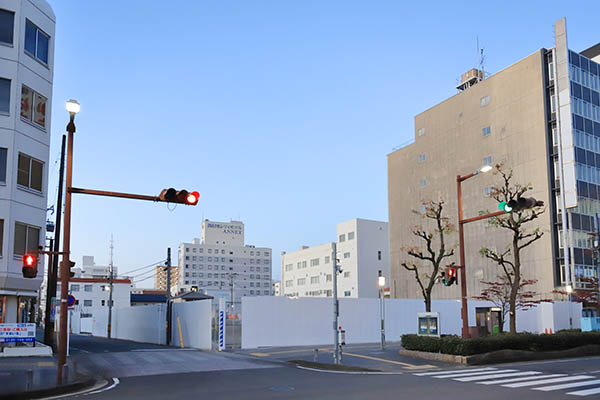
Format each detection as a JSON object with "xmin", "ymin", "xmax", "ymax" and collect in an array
[
  {"xmin": 388, "ymin": 19, "xmax": 600, "ymax": 317},
  {"xmin": 154, "ymin": 266, "xmax": 179, "ymax": 291}
]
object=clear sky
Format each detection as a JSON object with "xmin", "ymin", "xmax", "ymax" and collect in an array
[{"xmin": 46, "ymin": 0, "xmax": 599, "ymax": 286}]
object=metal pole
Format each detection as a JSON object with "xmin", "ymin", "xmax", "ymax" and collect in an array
[
  {"xmin": 332, "ymin": 242, "xmax": 340, "ymax": 364},
  {"xmin": 107, "ymin": 236, "xmax": 114, "ymax": 338},
  {"xmin": 58, "ymin": 115, "xmax": 75, "ymax": 384},
  {"xmin": 380, "ymin": 287, "xmax": 385, "ymax": 350},
  {"xmin": 45, "ymin": 134, "xmax": 66, "ymax": 348},
  {"xmin": 457, "ymin": 176, "xmax": 470, "ymax": 339},
  {"xmin": 166, "ymin": 248, "xmax": 171, "ymax": 346},
  {"xmin": 43, "ymin": 238, "xmax": 54, "ymax": 344}
]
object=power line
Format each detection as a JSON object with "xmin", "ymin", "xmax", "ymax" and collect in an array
[{"xmin": 118, "ymin": 259, "xmax": 166, "ymax": 277}]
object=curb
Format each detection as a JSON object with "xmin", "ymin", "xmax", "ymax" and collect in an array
[{"xmin": 0, "ymin": 377, "xmax": 99, "ymax": 400}]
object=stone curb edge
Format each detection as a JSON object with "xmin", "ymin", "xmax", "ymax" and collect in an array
[{"xmin": 0, "ymin": 377, "xmax": 99, "ymax": 400}]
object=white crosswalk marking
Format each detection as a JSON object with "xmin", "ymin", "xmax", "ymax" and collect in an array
[
  {"xmin": 479, "ymin": 374, "xmax": 567, "ymax": 385},
  {"xmin": 502, "ymin": 375, "xmax": 594, "ymax": 388},
  {"xmin": 433, "ymin": 369, "xmax": 517, "ymax": 379},
  {"xmin": 454, "ymin": 371, "xmax": 541, "ymax": 382},
  {"xmin": 414, "ymin": 367, "xmax": 496, "ymax": 376},
  {"xmin": 533, "ymin": 379, "xmax": 600, "ymax": 392},
  {"xmin": 567, "ymin": 387, "xmax": 600, "ymax": 396}
]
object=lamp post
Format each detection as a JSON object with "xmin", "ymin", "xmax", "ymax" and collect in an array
[
  {"xmin": 57, "ymin": 99, "xmax": 80, "ymax": 384},
  {"xmin": 457, "ymin": 164, "xmax": 493, "ymax": 339},
  {"xmin": 378, "ymin": 270, "xmax": 385, "ymax": 350}
]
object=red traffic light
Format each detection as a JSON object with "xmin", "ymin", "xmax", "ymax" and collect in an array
[
  {"xmin": 186, "ymin": 191, "xmax": 200, "ymax": 205},
  {"xmin": 158, "ymin": 188, "xmax": 199, "ymax": 205},
  {"xmin": 22, "ymin": 254, "xmax": 38, "ymax": 278},
  {"xmin": 448, "ymin": 268, "xmax": 456, "ymax": 278}
]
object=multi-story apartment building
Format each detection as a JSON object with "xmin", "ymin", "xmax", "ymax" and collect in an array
[
  {"xmin": 0, "ymin": 0, "xmax": 54, "ymax": 324},
  {"xmin": 281, "ymin": 218, "xmax": 389, "ymax": 298},
  {"xmin": 56, "ymin": 277, "xmax": 131, "ymax": 319},
  {"xmin": 176, "ymin": 220, "xmax": 272, "ymax": 301},
  {"xmin": 154, "ymin": 265, "xmax": 179, "ymax": 291},
  {"xmin": 388, "ymin": 19, "xmax": 600, "ymax": 314}
]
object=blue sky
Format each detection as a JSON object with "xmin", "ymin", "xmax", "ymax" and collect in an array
[{"xmin": 46, "ymin": 1, "xmax": 599, "ymax": 286}]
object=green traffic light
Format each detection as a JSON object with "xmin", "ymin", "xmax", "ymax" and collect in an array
[{"xmin": 498, "ymin": 201, "xmax": 512, "ymax": 213}]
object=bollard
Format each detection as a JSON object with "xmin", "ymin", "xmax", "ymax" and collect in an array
[{"xmin": 313, "ymin": 348, "xmax": 318, "ymax": 362}]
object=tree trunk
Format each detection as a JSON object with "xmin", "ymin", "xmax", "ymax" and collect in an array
[
  {"xmin": 425, "ymin": 293, "xmax": 431, "ymax": 312},
  {"xmin": 509, "ymin": 238, "xmax": 521, "ymax": 334}
]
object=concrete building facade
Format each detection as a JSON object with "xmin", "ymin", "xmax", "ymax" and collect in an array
[
  {"xmin": 176, "ymin": 220, "xmax": 272, "ymax": 301},
  {"xmin": 0, "ymin": 0, "xmax": 55, "ymax": 323},
  {"xmin": 281, "ymin": 218, "xmax": 390, "ymax": 298},
  {"xmin": 387, "ymin": 19, "xmax": 600, "ymax": 315}
]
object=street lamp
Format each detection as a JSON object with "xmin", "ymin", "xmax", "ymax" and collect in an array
[
  {"xmin": 456, "ymin": 164, "xmax": 493, "ymax": 339},
  {"xmin": 57, "ymin": 99, "xmax": 79, "ymax": 384},
  {"xmin": 378, "ymin": 270, "xmax": 386, "ymax": 350}
]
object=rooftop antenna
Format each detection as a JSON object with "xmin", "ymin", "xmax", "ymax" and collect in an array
[{"xmin": 477, "ymin": 36, "xmax": 486, "ymax": 81}]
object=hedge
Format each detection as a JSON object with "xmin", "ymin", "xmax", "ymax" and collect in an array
[{"xmin": 401, "ymin": 331, "xmax": 600, "ymax": 356}]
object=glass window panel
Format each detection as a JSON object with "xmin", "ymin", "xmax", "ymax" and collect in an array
[
  {"xmin": 20, "ymin": 86, "xmax": 32, "ymax": 120},
  {"xmin": 0, "ymin": 148, "xmax": 6, "ymax": 183},
  {"xmin": 13, "ymin": 223, "xmax": 26, "ymax": 255},
  {"xmin": 17, "ymin": 154, "xmax": 29, "ymax": 187},
  {"xmin": 24, "ymin": 20, "xmax": 36, "ymax": 56},
  {"xmin": 27, "ymin": 226, "xmax": 39, "ymax": 252},
  {"xmin": 0, "ymin": 78, "xmax": 9, "ymax": 114},
  {"xmin": 0, "ymin": 219, "xmax": 3, "ymax": 256},
  {"xmin": 30, "ymin": 159, "xmax": 42, "ymax": 191},
  {"xmin": 33, "ymin": 92, "xmax": 46, "ymax": 127},
  {"xmin": 36, "ymin": 30, "xmax": 49, "ymax": 63},
  {"xmin": 0, "ymin": 10, "xmax": 14, "ymax": 45}
]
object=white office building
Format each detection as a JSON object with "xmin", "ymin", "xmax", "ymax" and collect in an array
[
  {"xmin": 176, "ymin": 220, "xmax": 272, "ymax": 301},
  {"xmin": 281, "ymin": 218, "xmax": 390, "ymax": 298},
  {"xmin": 0, "ymin": 0, "xmax": 55, "ymax": 324},
  {"xmin": 56, "ymin": 277, "xmax": 131, "ymax": 320}
]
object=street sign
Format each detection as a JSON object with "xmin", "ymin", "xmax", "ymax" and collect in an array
[
  {"xmin": 50, "ymin": 297, "xmax": 57, "ymax": 322},
  {"xmin": 0, "ymin": 323, "xmax": 35, "ymax": 343},
  {"xmin": 417, "ymin": 312, "xmax": 440, "ymax": 337},
  {"xmin": 67, "ymin": 295, "xmax": 75, "ymax": 307}
]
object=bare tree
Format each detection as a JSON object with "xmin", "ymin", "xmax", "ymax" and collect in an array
[
  {"xmin": 480, "ymin": 165, "xmax": 545, "ymax": 333},
  {"xmin": 473, "ymin": 275, "xmax": 551, "ymax": 333},
  {"xmin": 402, "ymin": 200, "xmax": 455, "ymax": 312}
]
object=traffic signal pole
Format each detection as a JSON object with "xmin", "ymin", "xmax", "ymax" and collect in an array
[{"xmin": 332, "ymin": 243, "xmax": 340, "ymax": 364}]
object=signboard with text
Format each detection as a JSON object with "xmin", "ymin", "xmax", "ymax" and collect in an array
[{"xmin": 0, "ymin": 323, "xmax": 36, "ymax": 343}]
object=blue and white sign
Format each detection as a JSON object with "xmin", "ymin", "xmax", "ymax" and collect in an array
[
  {"xmin": 218, "ymin": 310, "xmax": 226, "ymax": 351},
  {"xmin": 0, "ymin": 323, "xmax": 35, "ymax": 343}
]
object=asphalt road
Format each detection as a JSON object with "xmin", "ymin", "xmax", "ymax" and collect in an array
[{"xmin": 68, "ymin": 333, "xmax": 171, "ymax": 354}]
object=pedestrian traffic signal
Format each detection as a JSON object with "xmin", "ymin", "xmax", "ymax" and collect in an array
[
  {"xmin": 22, "ymin": 254, "xmax": 38, "ymax": 278},
  {"xmin": 440, "ymin": 266, "xmax": 457, "ymax": 286},
  {"xmin": 158, "ymin": 188, "xmax": 200, "ymax": 205},
  {"xmin": 498, "ymin": 201, "xmax": 513, "ymax": 213},
  {"xmin": 503, "ymin": 197, "xmax": 544, "ymax": 213}
]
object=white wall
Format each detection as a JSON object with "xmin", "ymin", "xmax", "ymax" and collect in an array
[
  {"xmin": 171, "ymin": 301, "xmax": 212, "ymax": 350},
  {"xmin": 242, "ymin": 296, "xmax": 582, "ymax": 349},
  {"xmin": 113, "ymin": 304, "xmax": 166, "ymax": 345}
]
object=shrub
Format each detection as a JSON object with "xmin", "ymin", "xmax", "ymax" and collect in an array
[{"xmin": 401, "ymin": 331, "xmax": 600, "ymax": 356}]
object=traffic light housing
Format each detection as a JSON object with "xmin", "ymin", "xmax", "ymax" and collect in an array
[
  {"xmin": 22, "ymin": 254, "xmax": 38, "ymax": 278},
  {"xmin": 440, "ymin": 266, "xmax": 457, "ymax": 286},
  {"xmin": 158, "ymin": 188, "xmax": 200, "ymax": 205},
  {"xmin": 499, "ymin": 197, "xmax": 544, "ymax": 213}
]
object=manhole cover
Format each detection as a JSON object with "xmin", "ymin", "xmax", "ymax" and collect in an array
[{"xmin": 270, "ymin": 386, "xmax": 295, "ymax": 392}]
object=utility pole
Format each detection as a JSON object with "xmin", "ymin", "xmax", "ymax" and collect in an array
[
  {"xmin": 44, "ymin": 134, "xmax": 66, "ymax": 348},
  {"xmin": 166, "ymin": 248, "xmax": 171, "ymax": 346},
  {"xmin": 332, "ymin": 242, "xmax": 340, "ymax": 365},
  {"xmin": 228, "ymin": 269, "xmax": 238, "ymax": 311},
  {"xmin": 107, "ymin": 235, "xmax": 114, "ymax": 338}
]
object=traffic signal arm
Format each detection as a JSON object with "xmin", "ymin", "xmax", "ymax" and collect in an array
[{"xmin": 70, "ymin": 187, "xmax": 200, "ymax": 205}]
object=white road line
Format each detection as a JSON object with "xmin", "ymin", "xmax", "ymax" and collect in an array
[
  {"xmin": 503, "ymin": 376, "xmax": 594, "ymax": 388},
  {"xmin": 434, "ymin": 369, "xmax": 517, "ymax": 379},
  {"xmin": 414, "ymin": 367, "xmax": 496, "ymax": 376},
  {"xmin": 567, "ymin": 387, "xmax": 600, "ymax": 396},
  {"xmin": 533, "ymin": 379, "xmax": 600, "ymax": 392},
  {"xmin": 478, "ymin": 374, "xmax": 567, "ymax": 385},
  {"xmin": 454, "ymin": 371, "xmax": 541, "ymax": 382},
  {"xmin": 87, "ymin": 377, "xmax": 120, "ymax": 395},
  {"xmin": 295, "ymin": 366, "xmax": 403, "ymax": 375}
]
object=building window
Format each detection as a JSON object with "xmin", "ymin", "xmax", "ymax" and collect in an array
[
  {"xmin": 0, "ymin": 78, "xmax": 9, "ymax": 115},
  {"xmin": 302, "ymin": 261, "xmax": 307, "ymax": 269},
  {"xmin": 339, "ymin": 234, "xmax": 345, "ymax": 242},
  {"xmin": 344, "ymin": 291, "xmax": 351, "ymax": 297},
  {"xmin": 83, "ymin": 300, "xmax": 92, "ymax": 307},
  {"xmin": 285, "ymin": 280, "xmax": 293, "ymax": 287},
  {"xmin": 343, "ymin": 252, "xmax": 350, "ymax": 259},
  {"xmin": 480, "ymin": 96, "xmax": 490, "ymax": 107},
  {"xmin": 101, "ymin": 300, "xmax": 106, "ymax": 306},
  {"xmin": 310, "ymin": 258, "xmax": 320, "ymax": 267},
  {"xmin": 84, "ymin": 285, "xmax": 92, "ymax": 292},
  {"xmin": 378, "ymin": 251, "xmax": 382, "ymax": 261},
  {"xmin": 13, "ymin": 222, "xmax": 39, "ymax": 255},
  {"xmin": 284, "ymin": 263, "xmax": 293, "ymax": 271},
  {"xmin": 310, "ymin": 276, "xmax": 319, "ymax": 284},
  {"xmin": 483, "ymin": 155, "xmax": 492, "ymax": 166},
  {"xmin": 0, "ymin": 10, "xmax": 15, "ymax": 45},
  {"xmin": 297, "ymin": 278, "xmax": 306, "ymax": 286},
  {"xmin": 324, "ymin": 256, "xmax": 330, "ymax": 264},
  {"xmin": 418, "ymin": 128, "xmax": 425, "ymax": 136},
  {"xmin": 264, "ymin": 290, "xmax": 269, "ymax": 295},
  {"xmin": 185, "ymin": 247, "xmax": 189, "ymax": 252},
  {"xmin": 418, "ymin": 153, "xmax": 426, "ymax": 163},
  {"xmin": 71, "ymin": 284, "xmax": 79, "ymax": 292},
  {"xmin": 344, "ymin": 271, "xmax": 350, "ymax": 278},
  {"xmin": 17, "ymin": 153, "xmax": 43, "ymax": 192},
  {"xmin": 482, "ymin": 126, "xmax": 491, "ymax": 137},
  {"xmin": 420, "ymin": 179, "xmax": 427, "ymax": 188},
  {"xmin": 347, "ymin": 232, "xmax": 355, "ymax": 240},
  {"xmin": 24, "ymin": 19, "xmax": 49, "ymax": 65},
  {"xmin": 326, "ymin": 274, "xmax": 332, "ymax": 282}
]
